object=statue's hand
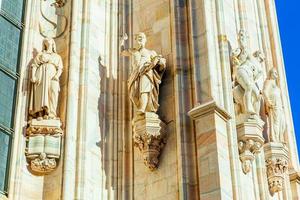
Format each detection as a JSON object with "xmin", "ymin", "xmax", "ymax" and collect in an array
[
  {"xmin": 120, "ymin": 33, "xmax": 128, "ymax": 47},
  {"xmin": 31, "ymin": 76, "xmax": 37, "ymax": 83}
]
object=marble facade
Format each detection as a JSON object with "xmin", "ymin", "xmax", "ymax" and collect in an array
[{"xmin": 2, "ymin": 0, "xmax": 299, "ymax": 200}]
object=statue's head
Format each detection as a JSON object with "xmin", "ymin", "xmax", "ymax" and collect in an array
[
  {"xmin": 42, "ymin": 38, "xmax": 57, "ymax": 53},
  {"xmin": 135, "ymin": 32, "xmax": 147, "ymax": 48},
  {"xmin": 269, "ymin": 68, "xmax": 279, "ymax": 80},
  {"xmin": 238, "ymin": 29, "xmax": 248, "ymax": 48}
]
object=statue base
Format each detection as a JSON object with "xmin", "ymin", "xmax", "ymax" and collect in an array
[
  {"xmin": 132, "ymin": 112, "xmax": 167, "ymax": 171},
  {"xmin": 264, "ymin": 142, "xmax": 289, "ymax": 196},
  {"xmin": 237, "ymin": 115, "xmax": 265, "ymax": 174},
  {"xmin": 25, "ymin": 119, "xmax": 63, "ymax": 175}
]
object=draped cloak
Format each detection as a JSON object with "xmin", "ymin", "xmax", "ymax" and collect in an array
[
  {"xmin": 29, "ymin": 52, "xmax": 63, "ymax": 118},
  {"xmin": 128, "ymin": 56, "xmax": 166, "ymax": 112}
]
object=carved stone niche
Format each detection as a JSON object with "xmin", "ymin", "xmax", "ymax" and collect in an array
[
  {"xmin": 132, "ymin": 112, "xmax": 167, "ymax": 171},
  {"xmin": 237, "ymin": 116, "xmax": 265, "ymax": 174},
  {"xmin": 264, "ymin": 142, "xmax": 289, "ymax": 196},
  {"xmin": 25, "ymin": 119, "xmax": 63, "ymax": 175}
]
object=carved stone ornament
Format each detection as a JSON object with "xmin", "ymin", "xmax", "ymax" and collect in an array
[
  {"xmin": 237, "ymin": 116, "xmax": 265, "ymax": 174},
  {"xmin": 39, "ymin": 0, "xmax": 68, "ymax": 38},
  {"xmin": 25, "ymin": 38, "xmax": 63, "ymax": 175},
  {"xmin": 264, "ymin": 142, "xmax": 289, "ymax": 196},
  {"xmin": 120, "ymin": 32, "xmax": 167, "ymax": 170},
  {"xmin": 231, "ymin": 30, "xmax": 266, "ymax": 174},
  {"xmin": 133, "ymin": 112, "xmax": 167, "ymax": 170},
  {"xmin": 26, "ymin": 119, "xmax": 63, "ymax": 175}
]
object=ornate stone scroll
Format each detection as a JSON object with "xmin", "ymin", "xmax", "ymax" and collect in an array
[
  {"xmin": 25, "ymin": 38, "xmax": 63, "ymax": 175},
  {"xmin": 39, "ymin": 0, "xmax": 68, "ymax": 38},
  {"xmin": 120, "ymin": 32, "xmax": 167, "ymax": 170},
  {"xmin": 264, "ymin": 143, "xmax": 289, "ymax": 196},
  {"xmin": 231, "ymin": 30, "xmax": 266, "ymax": 174}
]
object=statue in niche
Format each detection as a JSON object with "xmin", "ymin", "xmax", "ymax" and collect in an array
[
  {"xmin": 263, "ymin": 68, "xmax": 286, "ymax": 143},
  {"xmin": 120, "ymin": 32, "xmax": 166, "ymax": 115},
  {"xmin": 231, "ymin": 30, "xmax": 265, "ymax": 119},
  {"xmin": 119, "ymin": 32, "xmax": 167, "ymax": 170},
  {"xmin": 29, "ymin": 38, "xmax": 63, "ymax": 120}
]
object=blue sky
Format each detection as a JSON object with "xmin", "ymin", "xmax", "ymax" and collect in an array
[{"xmin": 276, "ymin": 1, "xmax": 300, "ymax": 151}]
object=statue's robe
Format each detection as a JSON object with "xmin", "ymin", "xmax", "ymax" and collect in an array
[
  {"xmin": 263, "ymin": 80, "xmax": 286, "ymax": 142},
  {"xmin": 128, "ymin": 55, "xmax": 166, "ymax": 112},
  {"xmin": 29, "ymin": 52, "xmax": 63, "ymax": 118}
]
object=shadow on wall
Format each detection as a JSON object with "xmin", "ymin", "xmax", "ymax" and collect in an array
[{"xmin": 96, "ymin": 55, "xmax": 119, "ymax": 195}]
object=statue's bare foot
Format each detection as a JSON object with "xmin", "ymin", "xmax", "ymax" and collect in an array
[{"xmin": 37, "ymin": 117, "xmax": 43, "ymax": 121}]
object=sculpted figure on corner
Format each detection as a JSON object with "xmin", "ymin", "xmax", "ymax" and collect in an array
[
  {"xmin": 120, "ymin": 32, "xmax": 166, "ymax": 115},
  {"xmin": 263, "ymin": 68, "xmax": 286, "ymax": 143},
  {"xmin": 29, "ymin": 38, "xmax": 63, "ymax": 120},
  {"xmin": 231, "ymin": 30, "xmax": 265, "ymax": 118}
]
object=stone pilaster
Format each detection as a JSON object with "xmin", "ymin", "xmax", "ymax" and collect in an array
[
  {"xmin": 264, "ymin": 142, "xmax": 289, "ymax": 196},
  {"xmin": 188, "ymin": 101, "xmax": 233, "ymax": 199}
]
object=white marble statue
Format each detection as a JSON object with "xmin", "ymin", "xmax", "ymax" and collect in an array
[
  {"xmin": 120, "ymin": 32, "xmax": 166, "ymax": 114},
  {"xmin": 232, "ymin": 30, "xmax": 265, "ymax": 117},
  {"xmin": 29, "ymin": 38, "xmax": 63, "ymax": 120},
  {"xmin": 263, "ymin": 68, "xmax": 286, "ymax": 143}
]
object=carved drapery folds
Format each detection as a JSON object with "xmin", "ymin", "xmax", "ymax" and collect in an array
[
  {"xmin": 25, "ymin": 38, "xmax": 63, "ymax": 175},
  {"xmin": 120, "ymin": 32, "xmax": 167, "ymax": 170},
  {"xmin": 263, "ymin": 68, "xmax": 287, "ymax": 143},
  {"xmin": 263, "ymin": 68, "xmax": 289, "ymax": 196},
  {"xmin": 231, "ymin": 30, "xmax": 266, "ymax": 174}
]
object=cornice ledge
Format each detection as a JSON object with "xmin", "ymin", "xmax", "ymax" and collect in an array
[
  {"xmin": 188, "ymin": 100, "xmax": 232, "ymax": 122},
  {"xmin": 289, "ymin": 169, "xmax": 300, "ymax": 183}
]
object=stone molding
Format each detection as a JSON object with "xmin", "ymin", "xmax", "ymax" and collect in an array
[
  {"xmin": 188, "ymin": 100, "xmax": 231, "ymax": 122},
  {"xmin": 289, "ymin": 170, "xmax": 300, "ymax": 184}
]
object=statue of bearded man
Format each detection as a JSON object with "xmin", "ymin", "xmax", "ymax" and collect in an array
[{"xmin": 120, "ymin": 32, "xmax": 166, "ymax": 114}]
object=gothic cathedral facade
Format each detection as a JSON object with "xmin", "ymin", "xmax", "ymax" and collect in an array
[{"xmin": 0, "ymin": 0, "xmax": 299, "ymax": 200}]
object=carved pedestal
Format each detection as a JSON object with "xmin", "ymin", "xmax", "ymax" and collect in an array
[
  {"xmin": 133, "ymin": 112, "xmax": 166, "ymax": 171},
  {"xmin": 264, "ymin": 142, "xmax": 289, "ymax": 196},
  {"xmin": 237, "ymin": 115, "xmax": 265, "ymax": 174},
  {"xmin": 25, "ymin": 119, "xmax": 63, "ymax": 175}
]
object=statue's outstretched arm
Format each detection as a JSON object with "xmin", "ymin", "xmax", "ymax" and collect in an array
[{"xmin": 120, "ymin": 33, "xmax": 132, "ymax": 57}]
